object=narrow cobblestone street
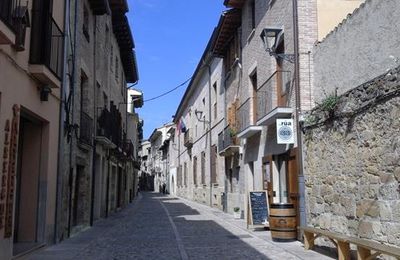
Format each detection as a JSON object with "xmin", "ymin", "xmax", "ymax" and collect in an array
[{"xmin": 26, "ymin": 193, "xmax": 333, "ymax": 260}]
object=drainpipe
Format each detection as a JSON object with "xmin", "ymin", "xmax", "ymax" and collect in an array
[
  {"xmin": 68, "ymin": 0, "xmax": 79, "ymax": 238},
  {"xmin": 205, "ymin": 60, "xmax": 213, "ymax": 207},
  {"xmin": 292, "ymin": 0, "xmax": 306, "ymax": 236},
  {"xmin": 105, "ymin": 149, "xmax": 110, "ymax": 217},
  {"xmin": 90, "ymin": 15, "xmax": 97, "ymax": 227},
  {"xmin": 54, "ymin": 0, "xmax": 70, "ymax": 243}
]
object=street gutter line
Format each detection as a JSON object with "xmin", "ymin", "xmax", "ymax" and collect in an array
[{"xmin": 159, "ymin": 200, "xmax": 189, "ymax": 260}]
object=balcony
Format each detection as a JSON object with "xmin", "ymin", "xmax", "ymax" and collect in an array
[
  {"xmin": 0, "ymin": 0, "xmax": 17, "ymax": 44},
  {"xmin": 122, "ymin": 140, "xmax": 134, "ymax": 158},
  {"xmin": 257, "ymin": 71, "xmax": 293, "ymax": 126},
  {"xmin": 218, "ymin": 126, "xmax": 240, "ymax": 156},
  {"xmin": 96, "ymin": 105, "xmax": 123, "ymax": 149},
  {"xmin": 236, "ymin": 97, "xmax": 262, "ymax": 139},
  {"xmin": 79, "ymin": 112, "xmax": 93, "ymax": 146},
  {"xmin": 29, "ymin": 10, "xmax": 63, "ymax": 88},
  {"xmin": 183, "ymin": 129, "xmax": 193, "ymax": 149}
]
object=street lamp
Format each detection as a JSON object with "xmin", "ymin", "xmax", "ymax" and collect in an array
[{"xmin": 260, "ymin": 28, "xmax": 295, "ymax": 63}]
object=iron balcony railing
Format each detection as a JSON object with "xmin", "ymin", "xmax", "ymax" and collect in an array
[
  {"xmin": 256, "ymin": 70, "xmax": 291, "ymax": 121},
  {"xmin": 30, "ymin": 10, "xmax": 64, "ymax": 79},
  {"xmin": 218, "ymin": 131, "xmax": 224, "ymax": 153},
  {"xmin": 218, "ymin": 125, "xmax": 239, "ymax": 153},
  {"xmin": 122, "ymin": 139, "xmax": 134, "ymax": 158},
  {"xmin": 0, "ymin": 0, "xmax": 17, "ymax": 31},
  {"xmin": 183, "ymin": 129, "xmax": 193, "ymax": 148},
  {"xmin": 237, "ymin": 97, "xmax": 256, "ymax": 133},
  {"xmin": 97, "ymin": 106, "xmax": 123, "ymax": 147},
  {"xmin": 80, "ymin": 112, "xmax": 93, "ymax": 145}
]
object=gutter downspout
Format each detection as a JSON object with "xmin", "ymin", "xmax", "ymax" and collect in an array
[
  {"xmin": 68, "ymin": 0, "xmax": 79, "ymax": 238},
  {"xmin": 55, "ymin": 0, "xmax": 70, "ymax": 243},
  {"xmin": 292, "ymin": 0, "xmax": 306, "ymax": 238},
  {"xmin": 204, "ymin": 59, "xmax": 213, "ymax": 208},
  {"xmin": 90, "ymin": 16, "xmax": 97, "ymax": 227},
  {"xmin": 105, "ymin": 149, "xmax": 110, "ymax": 217}
]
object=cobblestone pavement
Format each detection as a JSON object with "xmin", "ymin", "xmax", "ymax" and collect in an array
[{"xmin": 26, "ymin": 192, "xmax": 334, "ymax": 260}]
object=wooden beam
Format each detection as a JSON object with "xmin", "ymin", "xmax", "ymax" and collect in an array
[
  {"xmin": 337, "ymin": 241, "xmax": 350, "ymax": 260},
  {"xmin": 303, "ymin": 231, "xmax": 315, "ymax": 250},
  {"xmin": 357, "ymin": 246, "xmax": 371, "ymax": 260}
]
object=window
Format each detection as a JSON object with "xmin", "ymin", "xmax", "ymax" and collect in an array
[
  {"xmin": 193, "ymin": 156, "xmax": 198, "ymax": 186},
  {"xmin": 110, "ymin": 45, "xmax": 113, "ymax": 72},
  {"xmin": 115, "ymin": 57, "xmax": 119, "ymax": 81},
  {"xmin": 211, "ymin": 145, "xmax": 217, "ymax": 184},
  {"xmin": 250, "ymin": 0, "xmax": 256, "ymax": 30},
  {"xmin": 105, "ymin": 25, "xmax": 110, "ymax": 47},
  {"xmin": 250, "ymin": 70, "xmax": 258, "ymax": 122},
  {"xmin": 80, "ymin": 71, "xmax": 89, "ymax": 114},
  {"xmin": 178, "ymin": 165, "xmax": 183, "ymax": 187},
  {"xmin": 83, "ymin": 5, "xmax": 90, "ymax": 41},
  {"xmin": 224, "ymin": 32, "xmax": 239, "ymax": 72},
  {"xmin": 184, "ymin": 162, "xmax": 187, "ymax": 187},
  {"xmin": 213, "ymin": 82, "xmax": 217, "ymax": 120},
  {"xmin": 103, "ymin": 92, "xmax": 108, "ymax": 109},
  {"xmin": 201, "ymin": 152, "xmax": 206, "ymax": 185}
]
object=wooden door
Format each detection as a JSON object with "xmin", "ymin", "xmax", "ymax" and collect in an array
[
  {"xmin": 287, "ymin": 149, "xmax": 299, "ymax": 228},
  {"xmin": 262, "ymin": 156, "xmax": 273, "ymax": 206}
]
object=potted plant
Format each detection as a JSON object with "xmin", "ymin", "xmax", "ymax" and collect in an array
[{"xmin": 233, "ymin": 207, "xmax": 241, "ymax": 219}]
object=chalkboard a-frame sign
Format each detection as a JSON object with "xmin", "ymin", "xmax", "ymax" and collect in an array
[{"xmin": 247, "ymin": 191, "xmax": 269, "ymax": 228}]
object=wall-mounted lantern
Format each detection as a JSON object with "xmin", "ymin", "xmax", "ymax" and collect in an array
[
  {"xmin": 40, "ymin": 85, "xmax": 52, "ymax": 101},
  {"xmin": 260, "ymin": 28, "xmax": 295, "ymax": 63}
]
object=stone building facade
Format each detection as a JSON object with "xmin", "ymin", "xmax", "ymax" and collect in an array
[
  {"xmin": 172, "ymin": 31, "xmax": 225, "ymax": 209},
  {"xmin": 138, "ymin": 140, "xmax": 153, "ymax": 191},
  {"xmin": 304, "ymin": 66, "xmax": 400, "ymax": 248},
  {"xmin": 148, "ymin": 123, "xmax": 174, "ymax": 193},
  {"xmin": 57, "ymin": 0, "xmax": 140, "ymax": 242},
  {"xmin": 0, "ymin": 0, "xmax": 64, "ymax": 258},
  {"xmin": 167, "ymin": 0, "xmax": 365, "ymax": 233},
  {"xmin": 305, "ymin": 0, "xmax": 400, "ymax": 250}
]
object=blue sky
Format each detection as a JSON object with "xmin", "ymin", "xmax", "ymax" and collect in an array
[{"xmin": 127, "ymin": 0, "xmax": 225, "ymax": 139}]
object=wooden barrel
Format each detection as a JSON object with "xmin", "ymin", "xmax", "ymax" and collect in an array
[{"xmin": 269, "ymin": 203, "xmax": 297, "ymax": 242}]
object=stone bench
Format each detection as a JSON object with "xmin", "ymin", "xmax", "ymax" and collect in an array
[{"xmin": 300, "ymin": 226, "xmax": 400, "ymax": 260}]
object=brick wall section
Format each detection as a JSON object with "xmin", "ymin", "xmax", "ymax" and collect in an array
[{"xmin": 297, "ymin": 0, "xmax": 317, "ymax": 110}]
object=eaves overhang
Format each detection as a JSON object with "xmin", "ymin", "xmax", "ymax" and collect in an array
[
  {"xmin": 149, "ymin": 129, "xmax": 162, "ymax": 142},
  {"xmin": 89, "ymin": 0, "xmax": 111, "ymax": 15},
  {"xmin": 223, "ymin": 0, "xmax": 245, "ymax": 8},
  {"xmin": 212, "ymin": 8, "xmax": 241, "ymax": 57},
  {"xmin": 108, "ymin": 0, "xmax": 128, "ymax": 13},
  {"xmin": 112, "ymin": 14, "xmax": 138, "ymax": 83}
]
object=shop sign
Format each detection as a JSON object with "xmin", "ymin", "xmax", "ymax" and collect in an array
[{"xmin": 276, "ymin": 118, "xmax": 294, "ymax": 144}]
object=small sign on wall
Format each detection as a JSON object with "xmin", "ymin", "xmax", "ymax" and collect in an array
[{"xmin": 276, "ymin": 119, "xmax": 294, "ymax": 144}]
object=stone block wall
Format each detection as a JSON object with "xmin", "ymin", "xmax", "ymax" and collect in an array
[{"xmin": 304, "ymin": 66, "xmax": 400, "ymax": 247}]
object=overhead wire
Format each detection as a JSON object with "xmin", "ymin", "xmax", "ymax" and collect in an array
[{"xmin": 136, "ymin": 76, "xmax": 193, "ymax": 103}]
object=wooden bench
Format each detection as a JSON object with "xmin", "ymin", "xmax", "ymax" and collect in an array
[
  {"xmin": 300, "ymin": 226, "xmax": 400, "ymax": 260},
  {"xmin": 349, "ymin": 237, "xmax": 400, "ymax": 260}
]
